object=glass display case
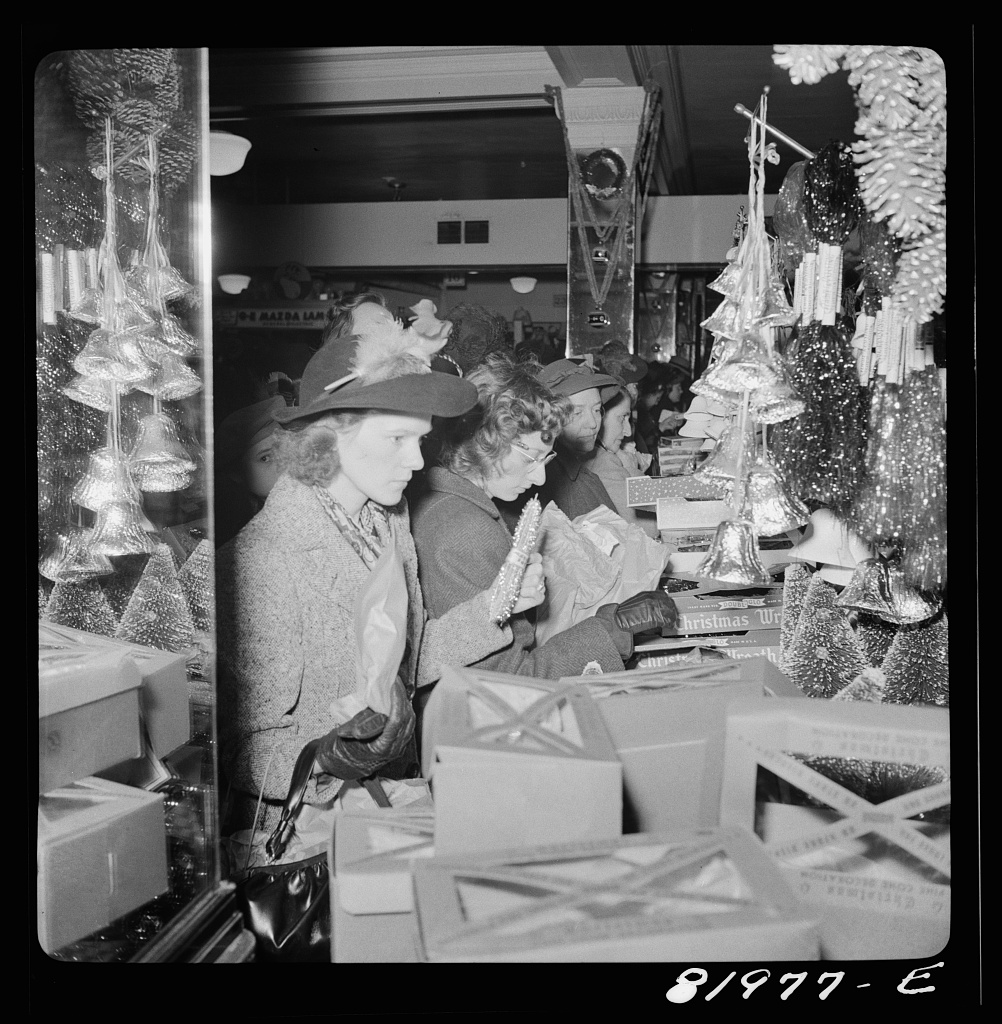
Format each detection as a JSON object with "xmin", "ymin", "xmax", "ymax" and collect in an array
[{"xmin": 34, "ymin": 48, "xmax": 244, "ymax": 962}]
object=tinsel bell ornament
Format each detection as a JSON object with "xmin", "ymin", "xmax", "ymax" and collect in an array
[
  {"xmin": 134, "ymin": 342, "xmax": 202, "ymax": 402},
  {"xmin": 695, "ymin": 517, "xmax": 774, "ymax": 586},
  {"xmin": 700, "ymin": 331, "xmax": 784, "ymax": 393},
  {"xmin": 741, "ymin": 457, "xmax": 810, "ymax": 536},
  {"xmin": 883, "ymin": 561, "xmax": 943, "ymax": 625},
  {"xmin": 71, "ymin": 445, "xmax": 142, "ymax": 511},
  {"xmin": 89, "ymin": 498, "xmax": 158, "ymax": 556},
  {"xmin": 73, "ymin": 326, "xmax": 156, "ymax": 384},
  {"xmin": 129, "ymin": 411, "xmax": 197, "ymax": 492},
  {"xmin": 835, "ymin": 557, "xmax": 898, "ymax": 619},
  {"xmin": 693, "ymin": 414, "xmax": 757, "ymax": 485},
  {"xmin": 38, "ymin": 527, "xmax": 114, "ymax": 582},
  {"xmin": 747, "ymin": 378, "xmax": 806, "ymax": 425},
  {"xmin": 62, "ymin": 373, "xmax": 122, "ymax": 412}
]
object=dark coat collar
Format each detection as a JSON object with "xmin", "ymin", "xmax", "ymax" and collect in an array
[{"xmin": 425, "ymin": 466, "xmax": 502, "ymax": 520}]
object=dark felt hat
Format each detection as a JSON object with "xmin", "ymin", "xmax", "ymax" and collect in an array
[
  {"xmin": 536, "ymin": 358, "xmax": 623, "ymax": 402},
  {"xmin": 216, "ymin": 397, "xmax": 285, "ymax": 467},
  {"xmin": 273, "ymin": 334, "xmax": 477, "ymax": 424}
]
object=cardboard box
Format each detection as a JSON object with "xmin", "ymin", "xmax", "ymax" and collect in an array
[
  {"xmin": 562, "ymin": 657, "xmax": 791, "ymax": 833},
  {"xmin": 663, "ymin": 585, "xmax": 785, "ymax": 636},
  {"xmin": 421, "ymin": 667, "xmax": 622, "ymax": 855},
  {"xmin": 627, "ymin": 474, "xmax": 727, "ymax": 507},
  {"xmin": 720, "ymin": 696, "xmax": 951, "ymax": 960},
  {"xmin": 37, "ymin": 776, "xmax": 169, "ymax": 954},
  {"xmin": 39, "ymin": 622, "xmax": 190, "ymax": 758},
  {"xmin": 330, "ymin": 876, "xmax": 421, "ymax": 963},
  {"xmin": 39, "ymin": 642, "xmax": 143, "ymax": 794},
  {"xmin": 413, "ymin": 826, "xmax": 821, "ymax": 962},
  {"xmin": 335, "ymin": 787, "xmax": 434, "ymax": 915},
  {"xmin": 635, "ymin": 628, "xmax": 783, "ymax": 670}
]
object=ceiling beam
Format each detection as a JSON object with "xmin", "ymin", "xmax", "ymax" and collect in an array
[
  {"xmin": 209, "ymin": 46, "xmax": 560, "ymax": 118},
  {"xmin": 544, "ymin": 45, "xmax": 642, "ymax": 88}
]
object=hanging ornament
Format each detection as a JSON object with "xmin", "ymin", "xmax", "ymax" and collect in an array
[
  {"xmin": 771, "ymin": 160, "xmax": 815, "ymax": 273},
  {"xmin": 694, "ymin": 517, "xmax": 774, "ymax": 586},
  {"xmin": 115, "ymin": 543, "xmax": 195, "ymax": 653},
  {"xmin": 741, "ymin": 456, "xmax": 810, "ymax": 536},
  {"xmin": 89, "ymin": 498, "xmax": 158, "ymax": 556},
  {"xmin": 881, "ymin": 611, "xmax": 949, "ymax": 707},
  {"xmin": 71, "ymin": 445, "xmax": 142, "ymax": 511},
  {"xmin": 134, "ymin": 342, "xmax": 202, "ymax": 402},
  {"xmin": 38, "ymin": 527, "xmax": 115, "ymax": 582},
  {"xmin": 129, "ymin": 410, "xmax": 197, "ymax": 492},
  {"xmin": 784, "ymin": 570, "xmax": 868, "ymax": 698},
  {"xmin": 693, "ymin": 413, "xmax": 757, "ymax": 485},
  {"xmin": 803, "ymin": 140, "xmax": 863, "ymax": 248},
  {"xmin": 62, "ymin": 373, "xmax": 123, "ymax": 412},
  {"xmin": 882, "ymin": 560, "xmax": 943, "ymax": 625},
  {"xmin": 835, "ymin": 557, "xmax": 899, "ymax": 620},
  {"xmin": 42, "ymin": 578, "xmax": 118, "ymax": 637}
]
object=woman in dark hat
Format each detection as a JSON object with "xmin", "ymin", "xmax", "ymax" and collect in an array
[
  {"xmin": 411, "ymin": 353, "xmax": 677, "ymax": 679},
  {"xmin": 215, "ymin": 322, "xmax": 544, "ymax": 836}
]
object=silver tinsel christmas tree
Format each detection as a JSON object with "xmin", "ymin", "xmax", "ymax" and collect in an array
[{"xmin": 115, "ymin": 543, "xmax": 194, "ymax": 652}]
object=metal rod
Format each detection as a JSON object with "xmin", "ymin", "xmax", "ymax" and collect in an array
[{"xmin": 734, "ymin": 103, "xmax": 815, "ymax": 160}]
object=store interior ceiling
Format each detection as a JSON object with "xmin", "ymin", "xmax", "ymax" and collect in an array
[{"xmin": 208, "ymin": 45, "xmax": 860, "ymax": 290}]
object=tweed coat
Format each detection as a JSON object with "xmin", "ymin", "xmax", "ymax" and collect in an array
[
  {"xmin": 216, "ymin": 472, "xmax": 510, "ymax": 829},
  {"xmin": 411, "ymin": 467, "xmax": 628, "ymax": 679}
]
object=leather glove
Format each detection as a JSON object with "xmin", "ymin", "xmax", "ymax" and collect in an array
[
  {"xmin": 613, "ymin": 590, "xmax": 679, "ymax": 634},
  {"xmin": 593, "ymin": 604, "xmax": 634, "ymax": 659},
  {"xmin": 315, "ymin": 676, "xmax": 416, "ymax": 781}
]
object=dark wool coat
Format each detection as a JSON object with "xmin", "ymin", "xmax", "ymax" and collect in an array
[
  {"xmin": 216, "ymin": 473, "xmax": 510, "ymax": 830},
  {"xmin": 411, "ymin": 467, "xmax": 628, "ymax": 680},
  {"xmin": 534, "ymin": 446, "xmax": 619, "ymax": 522}
]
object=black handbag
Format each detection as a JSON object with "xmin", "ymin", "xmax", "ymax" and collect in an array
[{"xmin": 232, "ymin": 740, "xmax": 332, "ymax": 963}]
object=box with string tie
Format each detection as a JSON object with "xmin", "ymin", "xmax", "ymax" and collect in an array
[{"xmin": 420, "ymin": 666, "xmax": 622, "ymax": 855}]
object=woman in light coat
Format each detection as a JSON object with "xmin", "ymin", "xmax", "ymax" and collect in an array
[{"xmin": 216, "ymin": 326, "xmax": 543, "ymax": 833}]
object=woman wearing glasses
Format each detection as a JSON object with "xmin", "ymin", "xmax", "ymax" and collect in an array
[{"xmin": 411, "ymin": 353, "xmax": 677, "ymax": 679}]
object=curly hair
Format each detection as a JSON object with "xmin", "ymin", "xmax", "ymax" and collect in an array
[
  {"xmin": 273, "ymin": 410, "xmax": 368, "ymax": 487},
  {"xmin": 318, "ymin": 291, "xmax": 387, "ymax": 348},
  {"xmin": 437, "ymin": 352, "xmax": 570, "ymax": 479}
]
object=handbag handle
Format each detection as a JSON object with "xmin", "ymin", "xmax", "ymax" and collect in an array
[{"xmin": 264, "ymin": 738, "xmax": 320, "ymax": 862}]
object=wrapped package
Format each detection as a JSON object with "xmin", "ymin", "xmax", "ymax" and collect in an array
[
  {"xmin": 721, "ymin": 695, "xmax": 950, "ymax": 960},
  {"xmin": 413, "ymin": 826, "xmax": 821, "ymax": 962},
  {"xmin": 535, "ymin": 502, "xmax": 670, "ymax": 644}
]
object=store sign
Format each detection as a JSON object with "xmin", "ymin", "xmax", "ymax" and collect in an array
[{"xmin": 229, "ymin": 304, "xmax": 330, "ymax": 328}]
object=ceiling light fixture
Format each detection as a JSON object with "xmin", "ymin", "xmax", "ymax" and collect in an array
[
  {"xmin": 510, "ymin": 276, "xmax": 537, "ymax": 294},
  {"xmin": 218, "ymin": 273, "xmax": 252, "ymax": 295},
  {"xmin": 209, "ymin": 131, "xmax": 252, "ymax": 176}
]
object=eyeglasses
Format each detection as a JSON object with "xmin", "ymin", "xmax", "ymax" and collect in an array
[{"xmin": 510, "ymin": 439, "xmax": 557, "ymax": 468}]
